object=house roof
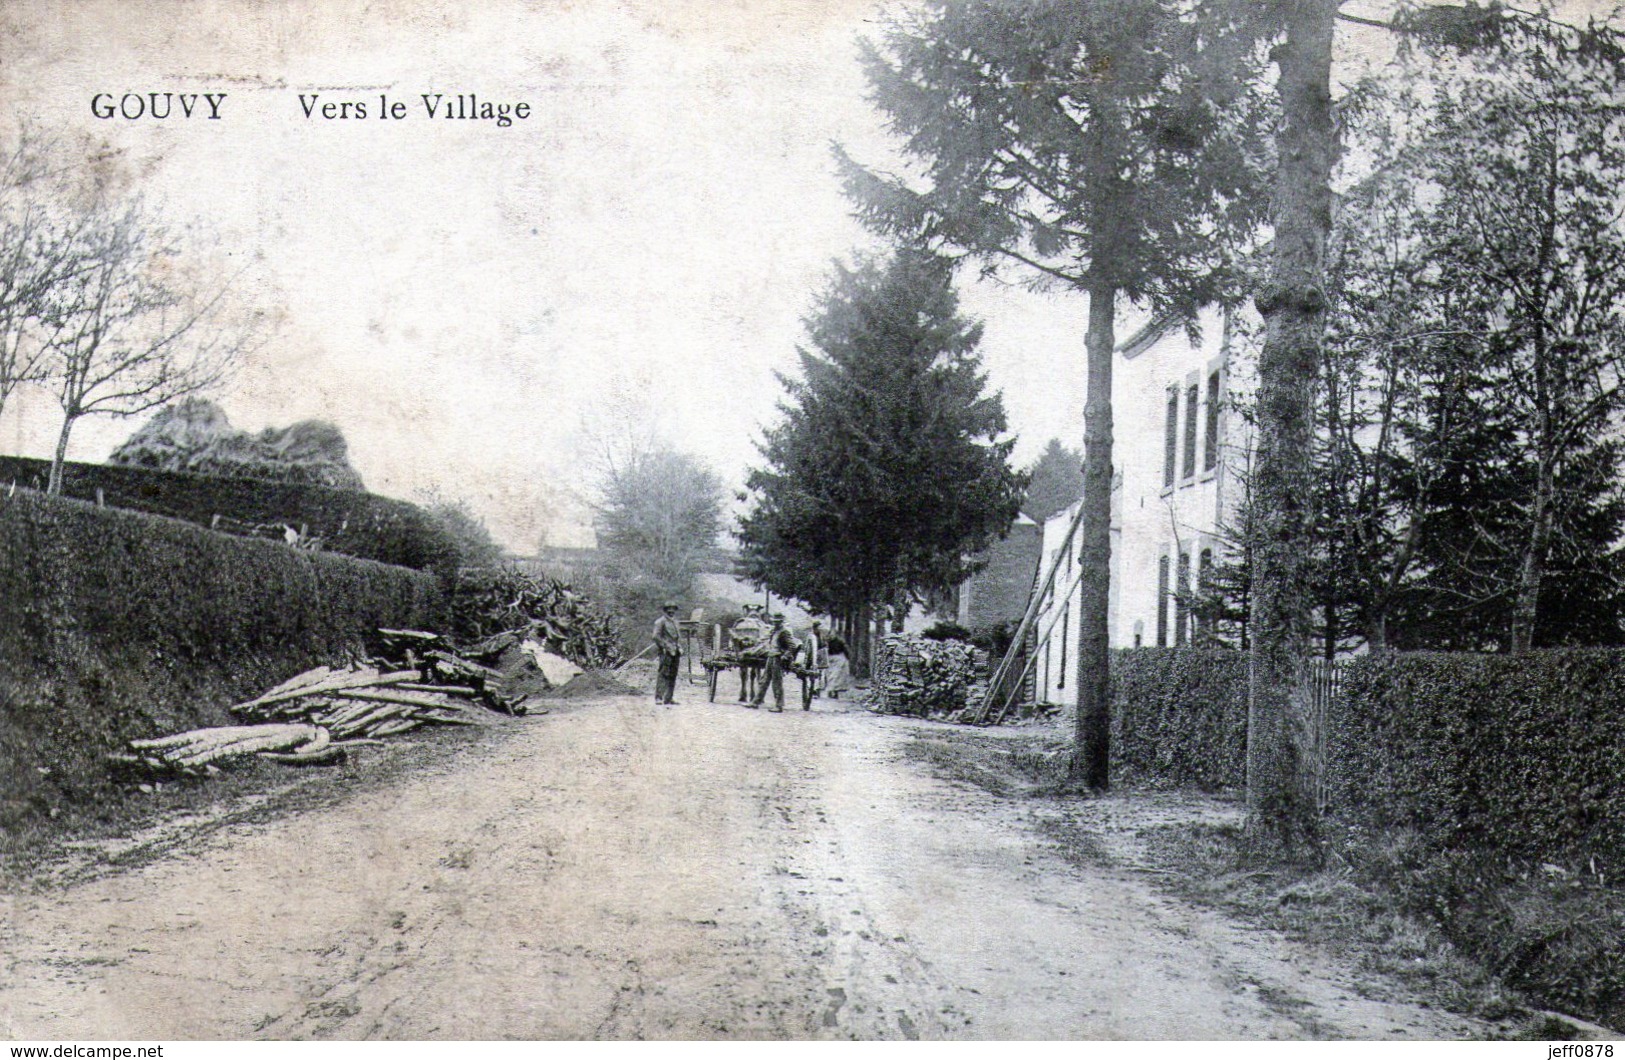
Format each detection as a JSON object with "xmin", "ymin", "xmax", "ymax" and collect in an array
[{"xmin": 1117, "ymin": 312, "xmax": 1182, "ymax": 360}]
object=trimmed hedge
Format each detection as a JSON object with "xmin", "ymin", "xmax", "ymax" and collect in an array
[
  {"xmin": 0, "ymin": 488, "xmax": 441, "ymax": 835},
  {"xmin": 1107, "ymin": 646, "xmax": 1625, "ymax": 1029},
  {"xmin": 1110, "ymin": 648, "xmax": 1249, "ymax": 791},
  {"xmin": 0, "ymin": 455, "xmax": 459, "ymax": 573},
  {"xmin": 1329, "ymin": 650, "xmax": 1625, "ymax": 879},
  {"xmin": 1109, "ymin": 646, "xmax": 1625, "ymax": 877}
]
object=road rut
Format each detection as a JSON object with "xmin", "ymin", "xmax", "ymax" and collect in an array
[{"xmin": 1, "ymin": 693, "xmax": 1487, "ymax": 1039}]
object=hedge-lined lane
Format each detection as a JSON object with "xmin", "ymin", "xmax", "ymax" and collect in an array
[{"xmin": 0, "ymin": 489, "xmax": 440, "ymax": 838}]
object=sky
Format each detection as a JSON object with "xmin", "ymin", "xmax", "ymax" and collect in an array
[
  {"xmin": 5, "ymin": 0, "xmax": 1609, "ymax": 551},
  {"xmin": 0, "ymin": 0, "xmax": 1098, "ymax": 550}
]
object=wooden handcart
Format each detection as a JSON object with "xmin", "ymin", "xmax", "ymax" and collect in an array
[{"xmin": 702, "ymin": 653, "xmax": 817, "ymax": 710}]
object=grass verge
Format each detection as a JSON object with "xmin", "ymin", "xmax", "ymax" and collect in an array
[{"xmin": 905, "ymin": 722, "xmax": 1622, "ymax": 1040}]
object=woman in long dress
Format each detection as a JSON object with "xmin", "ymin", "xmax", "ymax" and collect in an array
[{"xmin": 823, "ymin": 633, "xmax": 852, "ymax": 698}]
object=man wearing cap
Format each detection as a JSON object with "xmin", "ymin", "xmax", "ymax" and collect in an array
[
  {"xmin": 751, "ymin": 612, "xmax": 799, "ymax": 713},
  {"xmin": 652, "ymin": 602, "xmax": 683, "ymax": 705}
]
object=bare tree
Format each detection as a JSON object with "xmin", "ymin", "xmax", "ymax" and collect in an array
[
  {"xmin": 595, "ymin": 445, "xmax": 725, "ymax": 610},
  {"xmin": 0, "ymin": 130, "xmax": 88, "ymax": 423},
  {"xmin": 39, "ymin": 197, "xmax": 252, "ymax": 494}
]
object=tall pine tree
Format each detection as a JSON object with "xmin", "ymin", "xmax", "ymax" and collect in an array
[
  {"xmin": 737, "ymin": 249, "xmax": 1026, "ymax": 668},
  {"xmin": 839, "ymin": 0, "xmax": 1269, "ymax": 788},
  {"xmin": 1024, "ymin": 439, "xmax": 1083, "ymax": 524}
]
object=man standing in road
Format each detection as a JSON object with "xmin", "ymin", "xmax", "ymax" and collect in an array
[
  {"xmin": 751, "ymin": 613, "xmax": 799, "ymax": 713},
  {"xmin": 652, "ymin": 602, "xmax": 683, "ymax": 705}
]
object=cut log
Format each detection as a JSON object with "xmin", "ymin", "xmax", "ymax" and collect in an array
[
  {"xmin": 378, "ymin": 628, "xmax": 442, "ymax": 643},
  {"xmin": 328, "ymin": 704, "xmax": 409, "ymax": 738},
  {"xmin": 392, "ymin": 682, "xmax": 481, "ymax": 697},
  {"xmin": 259, "ymin": 745, "xmax": 347, "ymax": 766},
  {"xmin": 367, "ymin": 717, "xmax": 422, "ymax": 737},
  {"xmin": 139, "ymin": 723, "xmax": 325, "ymax": 768},
  {"xmin": 325, "ymin": 689, "xmax": 467, "ymax": 711},
  {"xmin": 230, "ymin": 668, "xmax": 419, "ymax": 714},
  {"xmin": 415, "ymin": 710, "xmax": 485, "ymax": 726},
  {"xmin": 427, "ymin": 651, "xmax": 501, "ymax": 681},
  {"xmin": 258, "ymin": 666, "xmax": 335, "ymax": 700}
]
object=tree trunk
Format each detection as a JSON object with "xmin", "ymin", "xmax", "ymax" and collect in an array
[
  {"xmin": 1245, "ymin": 0, "xmax": 1337, "ymax": 863},
  {"xmin": 1510, "ymin": 454, "xmax": 1555, "ymax": 652},
  {"xmin": 48, "ymin": 413, "xmax": 76, "ymax": 496},
  {"xmin": 1070, "ymin": 276, "xmax": 1116, "ymax": 791},
  {"xmin": 853, "ymin": 601, "xmax": 873, "ymax": 679},
  {"xmin": 1367, "ymin": 511, "xmax": 1421, "ymax": 652}
]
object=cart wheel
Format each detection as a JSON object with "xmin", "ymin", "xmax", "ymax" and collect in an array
[{"xmin": 708, "ymin": 668, "xmax": 718, "ymax": 702}]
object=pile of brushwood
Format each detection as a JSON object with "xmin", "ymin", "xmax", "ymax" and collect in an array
[
  {"xmin": 447, "ymin": 568, "xmax": 624, "ymax": 669},
  {"xmin": 109, "ymin": 627, "xmax": 582, "ymax": 778},
  {"xmin": 871, "ymin": 634, "xmax": 989, "ymax": 721}
]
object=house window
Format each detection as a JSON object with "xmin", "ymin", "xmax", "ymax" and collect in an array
[
  {"xmin": 1204, "ymin": 370, "xmax": 1221, "ymax": 472},
  {"xmin": 1156, "ymin": 554, "xmax": 1170, "ymax": 647},
  {"xmin": 1197, "ymin": 547, "xmax": 1213, "ymax": 638},
  {"xmin": 1058, "ymin": 605, "xmax": 1068, "ymax": 689},
  {"xmin": 1163, "ymin": 387, "xmax": 1178, "ymax": 488},
  {"xmin": 1175, "ymin": 551, "xmax": 1190, "ymax": 646},
  {"xmin": 1183, "ymin": 383, "xmax": 1199, "ymax": 480}
]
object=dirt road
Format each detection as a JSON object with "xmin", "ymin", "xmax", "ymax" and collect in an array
[{"xmin": 1, "ymin": 690, "xmax": 1489, "ymax": 1040}]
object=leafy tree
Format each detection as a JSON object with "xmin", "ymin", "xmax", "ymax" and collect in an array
[
  {"xmin": 840, "ymin": 0, "xmax": 1269, "ymax": 789},
  {"xmin": 421, "ymin": 496, "xmax": 505, "ymax": 570},
  {"xmin": 737, "ymin": 249, "xmax": 1025, "ymax": 668},
  {"xmin": 1197, "ymin": 0, "xmax": 1625, "ymax": 861},
  {"xmin": 1418, "ymin": 52, "xmax": 1625, "ymax": 651},
  {"xmin": 1306, "ymin": 40, "xmax": 1625, "ymax": 655},
  {"xmin": 1023, "ymin": 439, "xmax": 1082, "ymax": 524},
  {"xmin": 110, "ymin": 398, "xmax": 367, "ymax": 490},
  {"xmin": 594, "ymin": 445, "xmax": 724, "ymax": 616}
]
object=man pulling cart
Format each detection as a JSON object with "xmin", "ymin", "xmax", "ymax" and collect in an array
[{"xmin": 703, "ymin": 609, "xmax": 817, "ymax": 711}]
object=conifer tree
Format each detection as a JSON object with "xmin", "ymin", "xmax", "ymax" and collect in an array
[
  {"xmin": 737, "ymin": 249, "xmax": 1025, "ymax": 668},
  {"xmin": 839, "ymin": 0, "xmax": 1269, "ymax": 789},
  {"xmin": 1023, "ymin": 439, "xmax": 1083, "ymax": 525},
  {"xmin": 1204, "ymin": 0, "xmax": 1624, "ymax": 861}
]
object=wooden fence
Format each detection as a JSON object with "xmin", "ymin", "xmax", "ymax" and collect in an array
[{"xmin": 1306, "ymin": 657, "xmax": 1346, "ymax": 812}]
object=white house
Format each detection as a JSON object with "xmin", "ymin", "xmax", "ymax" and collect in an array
[{"xmin": 1031, "ymin": 304, "xmax": 1248, "ymax": 708}]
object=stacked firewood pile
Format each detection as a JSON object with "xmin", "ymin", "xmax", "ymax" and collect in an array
[
  {"xmin": 871, "ymin": 634, "xmax": 990, "ymax": 721},
  {"xmin": 447, "ymin": 568, "xmax": 624, "ymax": 669},
  {"xmin": 110, "ymin": 627, "xmax": 575, "ymax": 778}
]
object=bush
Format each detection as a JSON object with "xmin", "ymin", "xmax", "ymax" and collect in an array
[
  {"xmin": 0, "ymin": 455, "xmax": 459, "ymax": 574},
  {"xmin": 1103, "ymin": 645, "xmax": 1625, "ymax": 1029},
  {"xmin": 1110, "ymin": 648, "xmax": 1249, "ymax": 791},
  {"xmin": 920, "ymin": 620, "xmax": 972, "ymax": 642},
  {"xmin": 971, "ymin": 619, "xmax": 1018, "ymax": 658},
  {"xmin": 1329, "ymin": 649, "xmax": 1625, "ymax": 881},
  {"xmin": 0, "ymin": 489, "xmax": 441, "ymax": 842},
  {"xmin": 1326, "ymin": 826, "xmax": 1625, "ymax": 1030}
]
